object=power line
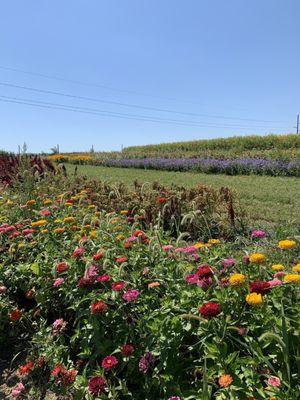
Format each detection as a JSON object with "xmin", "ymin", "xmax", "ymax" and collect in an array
[
  {"xmin": 0, "ymin": 69, "xmax": 290, "ymax": 124},
  {"xmin": 0, "ymin": 81, "xmax": 288, "ymax": 125},
  {"xmin": 0, "ymin": 95, "xmax": 291, "ymax": 131}
]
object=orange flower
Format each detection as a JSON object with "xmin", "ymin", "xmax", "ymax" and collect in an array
[
  {"xmin": 148, "ymin": 282, "xmax": 161, "ymax": 288},
  {"xmin": 218, "ymin": 374, "xmax": 233, "ymax": 388},
  {"xmin": 9, "ymin": 308, "xmax": 22, "ymax": 322}
]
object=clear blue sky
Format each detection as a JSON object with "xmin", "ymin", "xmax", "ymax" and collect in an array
[{"xmin": 0, "ymin": 0, "xmax": 299, "ymax": 153}]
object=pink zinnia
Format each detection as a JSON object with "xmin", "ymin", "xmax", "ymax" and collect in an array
[
  {"xmin": 122, "ymin": 289, "xmax": 140, "ymax": 302},
  {"xmin": 53, "ymin": 277, "xmax": 64, "ymax": 287},
  {"xmin": 267, "ymin": 376, "xmax": 281, "ymax": 387},
  {"xmin": 185, "ymin": 273, "xmax": 199, "ymax": 285},
  {"xmin": 52, "ymin": 318, "xmax": 67, "ymax": 334},
  {"xmin": 72, "ymin": 247, "xmax": 85, "ymax": 258},
  {"xmin": 251, "ymin": 229, "xmax": 266, "ymax": 239},
  {"xmin": 221, "ymin": 258, "xmax": 236, "ymax": 268},
  {"xmin": 268, "ymin": 278, "xmax": 283, "ymax": 288},
  {"xmin": 11, "ymin": 382, "xmax": 25, "ymax": 397},
  {"xmin": 274, "ymin": 271, "xmax": 285, "ymax": 278},
  {"xmin": 121, "ymin": 344, "xmax": 135, "ymax": 357},
  {"xmin": 101, "ymin": 355, "xmax": 118, "ymax": 371},
  {"xmin": 162, "ymin": 245, "xmax": 173, "ymax": 251}
]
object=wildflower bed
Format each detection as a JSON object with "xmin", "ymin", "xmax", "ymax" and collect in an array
[{"xmin": 0, "ymin": 181, "xmax": 299, "ymax": 399}]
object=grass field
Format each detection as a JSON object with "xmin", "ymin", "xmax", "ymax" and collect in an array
[{"xmin": 65, "ymin": 164, "xmax": 300, "ymax": 226}]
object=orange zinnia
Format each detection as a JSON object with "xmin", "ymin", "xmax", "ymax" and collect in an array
[
  {"xmin": 148, "ymin": 282, "xmax": 160, "ymax": 288},
  {"xmin": 218, "ymin": 374, "xmax": 233, "ymax": 388}
]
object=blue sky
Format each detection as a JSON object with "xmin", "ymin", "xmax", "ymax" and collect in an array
[{"xmin": 0, "ymin": 0, "xmax": 299, "ymax": 153}]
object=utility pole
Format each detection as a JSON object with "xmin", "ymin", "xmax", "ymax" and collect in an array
[{"xmin": 297, "ymin": 114, "xmax": 299, "ymax": 134}]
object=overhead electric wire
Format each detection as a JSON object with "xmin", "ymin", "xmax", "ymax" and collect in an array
[
  {"xmin": 0, "ymin": 95, "xmax": 291, "ymax": 131},
  {"xmin": 0, "ymin": 71, "xmax": 289, "ymax": 124}
]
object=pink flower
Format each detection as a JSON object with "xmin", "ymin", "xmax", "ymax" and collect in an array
[
  {"xmin": 162, "ymin": 245, "xmax": 173, "ymax": 251},
  {"xmin": 101, "ymin": 355, "xmax": 118, "ymax": 371},
  {"xmin": 53, "ymin": 277, "xmax": 64, "ymax": 287},
  {"xmin": 190, "ymin": 253, "xmax": 200, "ymax": 261},
  {"xmin": 267, "ymin": 376, "xmax": 281, "ymax": 387},
  {"xmin": 125, "ymin": 236, "xmax": 138, "ymax": 243},
  {"xmin": 84, "ymin": 265, "xmax": 98, "ymax": 280},
  {"xmin": 122, "ymin": 289, "xmax": 140, "ymax": 302},
  {"xmin": 268, "ymin": 278, "xmax": 283, "ymax": 288},
  {"xmin": 40, "ymin": 209, "xmax": 51, "ymax": 217},
  {"xmin": 0, "ymin": 286, "xmax": 7, "ymax": 294},
  {"xmin": 274, "ymin": 271, "xmax": 285, "ymax": 278},
  {"xmin": 251, "ymin": 229, "xmax": 266, "ymax": 239},
  {"xmin": 11, "ymin": 382, "xmax": 25, "ymax": 397},
  {"xmin": 221, "ymin": 258, "xmax": 236, "ymax": 268},
  {"xmin": 22, "ymin": 228, "xmax": 35, "ymax": 236},
  {"xmin": 52, "ymin": 318, "xmax": 67, "ymax": 334},
  {"xmin": 72, "ymin": 247, "xmax": 85, "ymax": 258},
  {"xmin": 197, "ymin": 277, "xmax": 213, "ymax": 290}
]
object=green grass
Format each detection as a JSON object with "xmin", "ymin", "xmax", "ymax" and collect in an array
[{"xmin": 65, "ymin": 164, "xmax": 300, "ymax": 226}]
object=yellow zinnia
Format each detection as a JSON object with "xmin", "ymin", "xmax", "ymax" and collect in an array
[
  {"xmin": 54, "ymin": 227, "xmax": 65, "ymax": 234},
  {"xmin": 229, "ymin": 273, "xmax": 246, "ymax": 287},
  {"xmin": 292, "ymin": 263, "xmax": 300, "ymax": 273},
  {"xmin": 284, "ymin": 274, "xmax": 300, "ymax": 284},
  {"xmin": 208, "ymin": 239, "xmax": 220, "ymax": 245},
  {"xmin": 26, "ymin": 200, "xmax": 36, "ymax": 206},
  {"xmin": 63, "ymin": 217, "xmax": 76, "ymax": 224},
  {"xmin": 246, "ymin": 292, "xmax": 263, "ymax": 306},
  {"xmin": 31, "ymin": 220, "xmax": 47, "ymax": 228},
  {"xmin": 249, "ymin": 253, "xmax": 266, "ymax": 264},
  {"xmin": 278, "ymin": 240, "xmax": 296, "ymax": 250},
  {"xmin": 272, "ymin": 264, "xmax": 284, "ymax": 271}
]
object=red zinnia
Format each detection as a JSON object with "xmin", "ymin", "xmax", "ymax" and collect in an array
[
  {"xmin": 93, "ymin": 252, "xmax": 104, "ymax": 261},
  {"xmin": 19, "ymin": 361, "xmax": 34, "ymax": 375},
  {"xmin": 111, "ymin": 281, "xmax": 125, "ymax": 291},
  {"xmin": 156, "ymin": 197, "xmax": 167, "ymax": 204},
  {"xmin": 72, "ymin": 247, "xmax": 85, "ymax": 258},
  {"xmin": 9, "ymin": 308, "xmax": 22, "ymax": 322},
  {"xmin": 116, "ymin": 256, "xmax": 127, "ymax": 263},
  {"xmin": 90, "ymin": 301, "xmax": 108, "ymax": 315},
  {"xmin": 121, "ymin": 344, "xmax": 135, "ymax": 357},
  {"xmin": 97, "ymin": 274, "xmax": 110, "ymax": 283},
  {"xmin": 197, "ymin": 264, "xmax": 213, "ymax": 279},
  {"xmin": 199, "ymin": 302, "xmax": 221, "ymax": 319},
  {"xmin": 88, "ymin": 376, "xmax": 107, "ymax": 397},
  {"xmin": 101, "ymin": 355, "xmax": 118, "ymax": 371},
  {"xmin": 56, "ymin": 262, "xmax": 69, "ymax": 274},
  {"xmin": 249, "ymin": 281, "xmax": 271, "ymax": 296}
]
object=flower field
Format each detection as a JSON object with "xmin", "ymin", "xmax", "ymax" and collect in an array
[{"xmin": 0, "ymin": 167, "xmax": 299, "ymax": 399}]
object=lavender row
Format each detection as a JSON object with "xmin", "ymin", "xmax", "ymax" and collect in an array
[{"xmin": 105, "ymin": 157, "xmax": 300, "ymax": 176}]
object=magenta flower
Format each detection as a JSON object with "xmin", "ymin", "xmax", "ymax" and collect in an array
[
  {"xmin": 88, "ymin": 376, "xmax": 107, "ymax": 397},
  {"xmin": 139, "ymin": 352, "xmax": 155, "ymax": 373},
  {"xmin": 97, "ymin": 274, "xmax": 110, "ymax": 282},
  {"xmin": 185, "ymin": 273, "xmax": 199, "ymax": 285},
  {"xmin": 168, "ymin": 397, "xmax": 181, "ymax": 400},
  {"xmin": 162, "ymin": 245, "xmax": 174, "ymax": 251},
  {"xmin": 84, "ymin": 265, "xmax": 98, "ymax": 280},
  {"xmin": 53, "ymin": 277, "xmax": 64, "ymax": 287},
  {"xmin": 101, "ymin": 355, "xmax": 118, "ymax": 371}
]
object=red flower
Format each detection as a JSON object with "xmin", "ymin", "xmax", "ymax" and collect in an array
[
  {"xmin": 249, "ymin": 281, "xmax": 271, "ymax": 296},
  {"xmin": 199, "ymin": 302, "xmax": 221, "ymax": 319},
  {"xmin": 116, "ymin": 256, "xmax": 127, "ymax": 263},
  {"xmin": 56, "ymin": 262, "xmax": 69, "ymax": 274},
  {"xmin": 101, "ymin": 355, "xmax": 118, "ymax": 371},
  {"xmin": 156, "ymin": 197, "xmax": 167, "ymax": 204},
  {"xmin": 97, "ymin": 274, "xmax": 110, "ymax": 283},
  {"xmin": 25, "ymin": 289, "xmax": 35, "ymax": 299},
  {"xmin": 51, "ymin": 364, "xmax": 77, "ymax": 386},
  {"xmin": 90, "ymin": 301, "xmax": 108, "ymax": 315},
  {"xmin": 197, "ymin": 264, "xmax": 213, "ymax": 279},
  {"xmin": 9, "ymin": 308, "xmax": 22, "ymax": 322},
  {"xmin": 19, "ymin": 361, "xmax": 34, "ymax": 375},
  {"xmin": 121, "ymin": 344, "xmax": 135, "ymax": 357},
  {"xmin": 88, "ymin": 376, "xmax": 107, "ymax": 397},
  {"xmin": 93, "ymin": 252, "xmax": 104, "ymax": 261},
  {"xmin": 111, "ymin": 281, "xmax": 125, "ymax": 291}
]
